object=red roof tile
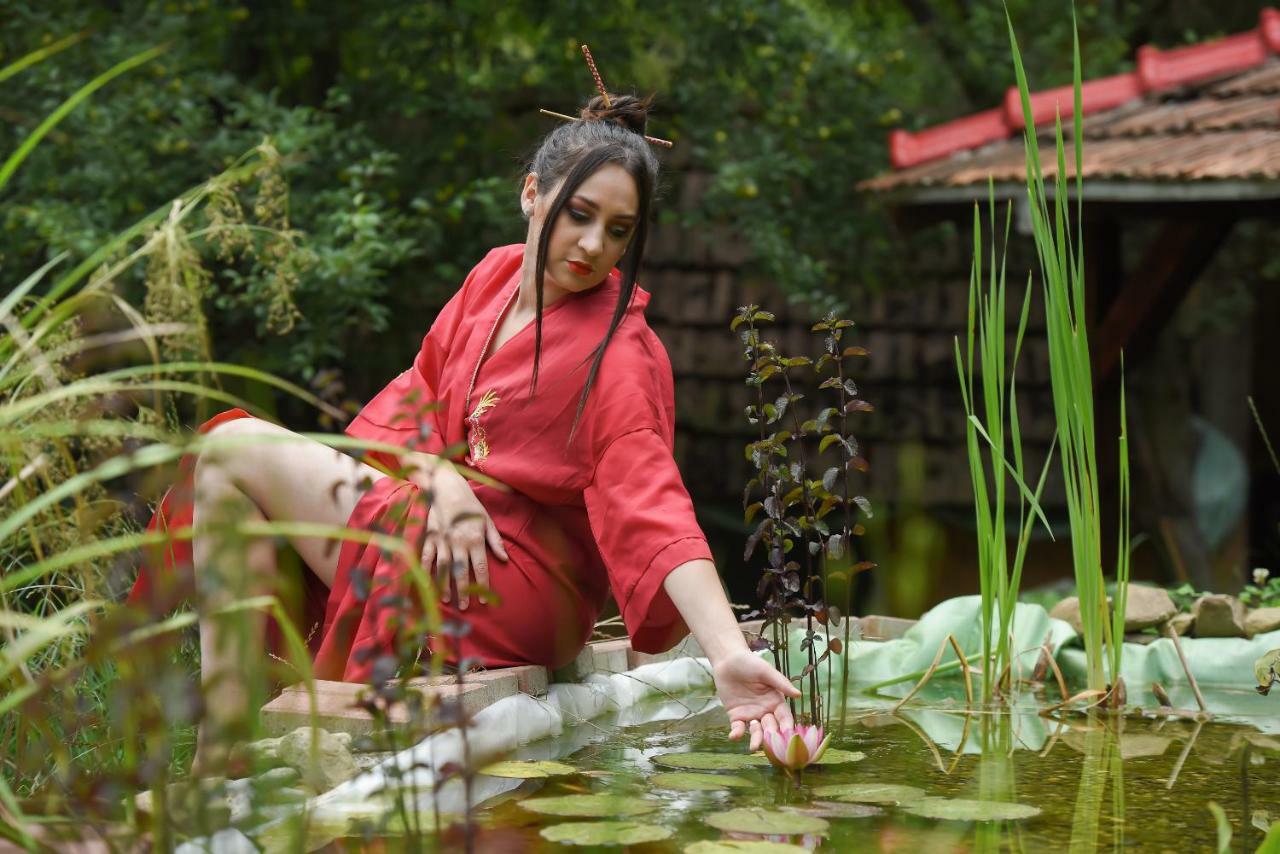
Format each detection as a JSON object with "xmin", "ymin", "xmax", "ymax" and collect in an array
[{"xmin": 880, "ymin": 7, "xmax": 1280, "ymax": 173}]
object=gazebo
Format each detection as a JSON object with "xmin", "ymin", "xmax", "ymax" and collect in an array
[{"xmin": 860, "ymin": 8, "xmax": 1280, "ymax": 589}]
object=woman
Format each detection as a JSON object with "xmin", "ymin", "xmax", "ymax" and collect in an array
[{"xmin": 131, "ymin": 92, "xmax": 798, "ymax": 770}]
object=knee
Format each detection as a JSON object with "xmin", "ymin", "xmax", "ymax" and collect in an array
[{"xmin": 195, "ymin": 418, "xmax": 271, "ymax": 500}]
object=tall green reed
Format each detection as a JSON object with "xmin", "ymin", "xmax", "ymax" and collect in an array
[
  {"xmin": 955, "ymin": 182, "xmax": 1055, "ymax": 704},
  {"xmin": 1006, "ymin": 12, "xmax": 1131, "ymax": 695}
]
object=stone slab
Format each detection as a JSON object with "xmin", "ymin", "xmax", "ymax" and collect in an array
[
  {"xmin": 589, "ymin": 638, "xmax": 632, "ymax": 674},
  {"xmin": 858, "ymin": 615, "xmax": 917, "ymax": 641},
  {"xmin": 261, "ymin": 681, "xmax": 489, "ymax": 738},
  {"xmin": 552, "ymin": 644, "xmax": 597, "ymax": 683}
]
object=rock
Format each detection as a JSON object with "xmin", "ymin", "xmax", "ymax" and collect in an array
[
  {"xmin": 252, "ymin": 766, "xmax": 300, "ymax": 790},
  {"xmin": 1192, "ymin": 595, "xmax": 1247, "ymax": 638},
  {"xmin": 135, "ymin": 779, "xmax": 234, "ymax": 828},
  {"xmin": 1169, "ymin": 612, "xmax": 1195, "ymax": 636},
  {"xmin": 1123, "ymin": 586, "xmax": 1178, "ymax": 631},
  {"xmin": 1246, "ymin": 607, "xmax": 1280, "ymax": 638},
  {"xmin": 275, "ymin": 727, "xmax": 359, "ymax": 792},
  {"xmin": 1049, "ymin": 597, "xmax": 1083, "ymax": 632}
]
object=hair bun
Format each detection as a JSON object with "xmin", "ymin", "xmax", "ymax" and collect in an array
[{"xmin": 579, "ymin": 93, "xmax": 652, "ymax": 136}]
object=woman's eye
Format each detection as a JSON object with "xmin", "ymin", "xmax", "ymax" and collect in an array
[
  {"xmin": 610, "ymin": 227, "xmax": 631, "ymax": 239},
  {"xmin": 568, "ymin": 208, "xmax": 589, "ymax": 222}
]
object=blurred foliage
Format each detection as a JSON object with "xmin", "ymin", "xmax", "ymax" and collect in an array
[{"xmin": 2, "ymin": 0, "xmax": 1268, "ymax": 417}]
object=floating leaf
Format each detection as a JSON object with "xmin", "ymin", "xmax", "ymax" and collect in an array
[
  {"xmin": 812, "ymin": 783, "xmax": 924, "ymax": 804},
  {"xmin": 783, "ymin": 801, "xmax": 881, "ymax": 819},
  {"xmin": 519, "ymin": 794, "xmax": 658, "ymax": 817},
  {"xmin": 904, "ymin": 798, "xmax": 1041, "ymax": 821},
  {"xmin": 704, "ymin": 807, "xmax": 829, "ymax": 836},
  {"xmin": 540, "ymin": 821, "xmax": 673, "ymax": 846},
  {"xmin": 685, "ymin": 842, "xmax": 809, "ymax": 853},
  {"xmin": 479, "ymin": 760, "xmax": 577, "ymax": 779},
  {"xmin": 651, "ymin": 752, "xmax": 769, "ymax": 771},
  {"xmin": 802, "ymin": 748, "xmax": 865, "ymax": 766},
  {"xmin": 650, "ymin": 772, "xmax": 754, "ymax": 791}
]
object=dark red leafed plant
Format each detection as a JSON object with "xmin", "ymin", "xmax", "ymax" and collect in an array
[{"xmin": 734, "ymin": 305, "xmax": 875, "ymax": 728}]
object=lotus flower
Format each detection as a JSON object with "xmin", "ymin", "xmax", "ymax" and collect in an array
[{"xmin": 761, "ymin": 724, "xmax": 830, "ymax": 772}]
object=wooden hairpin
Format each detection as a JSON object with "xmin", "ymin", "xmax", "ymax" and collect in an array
[{"xmin": 537, "ymin": 44, "xmax": 674, "ymax": 148}]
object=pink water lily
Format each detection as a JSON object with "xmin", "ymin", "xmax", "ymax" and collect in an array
[{"xmin": 761, "ymin": 724, "xmax": 831, "ymax": 771}]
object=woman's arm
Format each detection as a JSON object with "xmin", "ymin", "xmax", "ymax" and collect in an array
[{"xmin": 663, "ymin": 559, "xmax": 800, "ymax": 749}]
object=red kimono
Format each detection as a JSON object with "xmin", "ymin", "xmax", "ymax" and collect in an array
[{"xmin": 129, "ymin": 244, "xmax": 712, "ymax": 682}]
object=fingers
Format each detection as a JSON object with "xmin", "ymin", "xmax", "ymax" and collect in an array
[
  {"xmin": 461, "ymin": 543, "xmax": 488, "ymax": 610},
  {"xmin": 748, "ymin": 719, "xmax": 762, "ymax": 752},
  {"xmin": 765, "ymin": 665, "xmax": 803, "ymax": 699},
  {"xmin": 773, "ymin": 700, "xmax": 795, "ymax": 732},
  {"xmin": 436, "ymin": 539, "xmax": 453, "ymax": 604},
  {"xmin": 484, "ymin": 517, "xmax": 509, "ymax": 562},
  {"xmin": 728, "ymin": 719, "xmax": 746, "ymax": 741}
]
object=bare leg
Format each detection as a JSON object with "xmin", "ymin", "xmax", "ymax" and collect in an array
[{"xmin": 189, "ymin": 418, "xmax": 386, "ymax": 773}]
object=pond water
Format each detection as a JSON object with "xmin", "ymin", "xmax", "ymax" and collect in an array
[{"xmin": 308, "ymin": 682, "xmax": 1280, "ymax": 852}]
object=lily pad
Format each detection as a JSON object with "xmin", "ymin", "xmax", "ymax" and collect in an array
[
  {"xmin": 804, "ymin": 747, "xmax": 866, "ymax": 766},
  {"xmin": 651, "ymin": 772, "xmax": 755, "ymax": 791},
  {"xmin": 704, "ymin": 807, "xmax": 829, "ymax": 836},
  {"xmin": 540, "ymin": 821, "xmax": 673, "ymax": 846},
  {"xmin": 651, "ymin": 752, "xmax": 770, "ymax": 771},
  {"xmin": 810, "ymin": 783, "xmax": 925, "ymax": 804},
  {"xmin": 685, "ymin": 842, "xmax": 809, "ymax": 853},
  {"xmin": 480, "ymin": 760, "xmax": 577, "ymax": 779},
  {"xmin": 904, "ymin": 798, "xmax": 1041, "ymax": 822},
  {"xmin": 519, "ymin": 794, "xmax": 658, "ymax": 818},
  {"xmin": 782, "ymin": 800, "xmax": 882, "ymax": 819}
]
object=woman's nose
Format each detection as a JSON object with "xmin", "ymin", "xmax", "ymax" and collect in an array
[{"xmin": 579, "ymin": 227, "xmax": 603, "ymax": 256}]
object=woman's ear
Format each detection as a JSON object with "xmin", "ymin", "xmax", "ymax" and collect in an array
[{"xmin": 520, "ymin": 172, "xmax": 538, "ymax": 219}]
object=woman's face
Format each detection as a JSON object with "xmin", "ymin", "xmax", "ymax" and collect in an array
[{"xmin": 523, "ymin": 162, "xmax": 639, "ymax": 295}]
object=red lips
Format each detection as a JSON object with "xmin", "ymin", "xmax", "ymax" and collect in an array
[{"xmin": 566, "ymin": 260, "xmax": 594, "ymax": 277}]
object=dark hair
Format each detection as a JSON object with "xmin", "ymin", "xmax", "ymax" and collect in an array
[{"xmin": 525, "ymin": 93, "xmax": 661, "ymax": 439}]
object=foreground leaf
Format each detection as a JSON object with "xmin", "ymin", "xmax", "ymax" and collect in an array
[
  {"xmin": 811, "ymin": 783, "xmax": 924, "ymax": 804},
  {"xmin": 519, "ymin": 794, "xmax": 658, "ymax": 817},
  {"xmin": 539, "ymin": 821, "xmax": 672, "ymax": 846},
  {"xmin": 650, "ymin": 772, "xmax": 754, "ymax": 791},
  {"xmin": 904, "ymin": 798, "xmax": 1041, "ymax": 821},
  {"xmin": 704, "ymin": 807, "xmax": 828, "ymax": 836},
  {"xmin": 480, "ymin": 760, "xmax": 577, "ymax": 779}
]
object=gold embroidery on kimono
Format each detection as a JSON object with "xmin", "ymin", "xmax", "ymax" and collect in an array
[{"xmin": 466, "ymin": 388, "xmax": 500, "ymax": 465}]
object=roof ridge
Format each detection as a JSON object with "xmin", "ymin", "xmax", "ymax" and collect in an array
[{"xmin": 889, "ymin": 7, "xmax": 1280, "ymax": 170}]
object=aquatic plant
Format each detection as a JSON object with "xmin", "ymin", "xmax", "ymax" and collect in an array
[
  {"xmin": 761, "ymin": 724, "xmax": 831, "ymax": 774},
  {"xmin": 954, "ymin": 183, "xmax": 1055, "ymax": 703},
  {"xmin": 735, "ymin": 306, "xmax": 874, "ymax": 726},
  {"xmin": 1006, "ymin": 12, "xmax": 1131, "ymax": 699}
]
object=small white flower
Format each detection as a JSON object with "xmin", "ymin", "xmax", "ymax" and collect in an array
[{"xmin": 1253, "ymin": 567, "xmax": 1271, "ymax": 586}]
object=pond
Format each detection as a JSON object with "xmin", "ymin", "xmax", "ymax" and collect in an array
[{"xmin": 298, "ymin": 683, "xmax": 1280, "ymax": 851}]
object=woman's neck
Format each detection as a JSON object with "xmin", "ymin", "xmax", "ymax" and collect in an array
[{"xmin": 515, "ymin": 243, "xmax": 571, "ymax": 317}]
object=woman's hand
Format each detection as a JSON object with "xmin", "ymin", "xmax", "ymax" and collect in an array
[
  {"xmin": 713, "ymin": 649, "xmax": 800, "ymax": 751},
  {"xmin": 414, "ymin": 463, "xmax": 508, "ymax": 609}
]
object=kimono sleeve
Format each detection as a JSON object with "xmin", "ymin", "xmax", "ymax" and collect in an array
[{"xmin": 583, "ymin": 427, "xmax": 713, "ymax": 654}]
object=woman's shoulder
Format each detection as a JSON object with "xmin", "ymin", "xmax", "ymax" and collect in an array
[{"xmin": 462, "ymin": 243, "xmax": 524, "ymax": 298}]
